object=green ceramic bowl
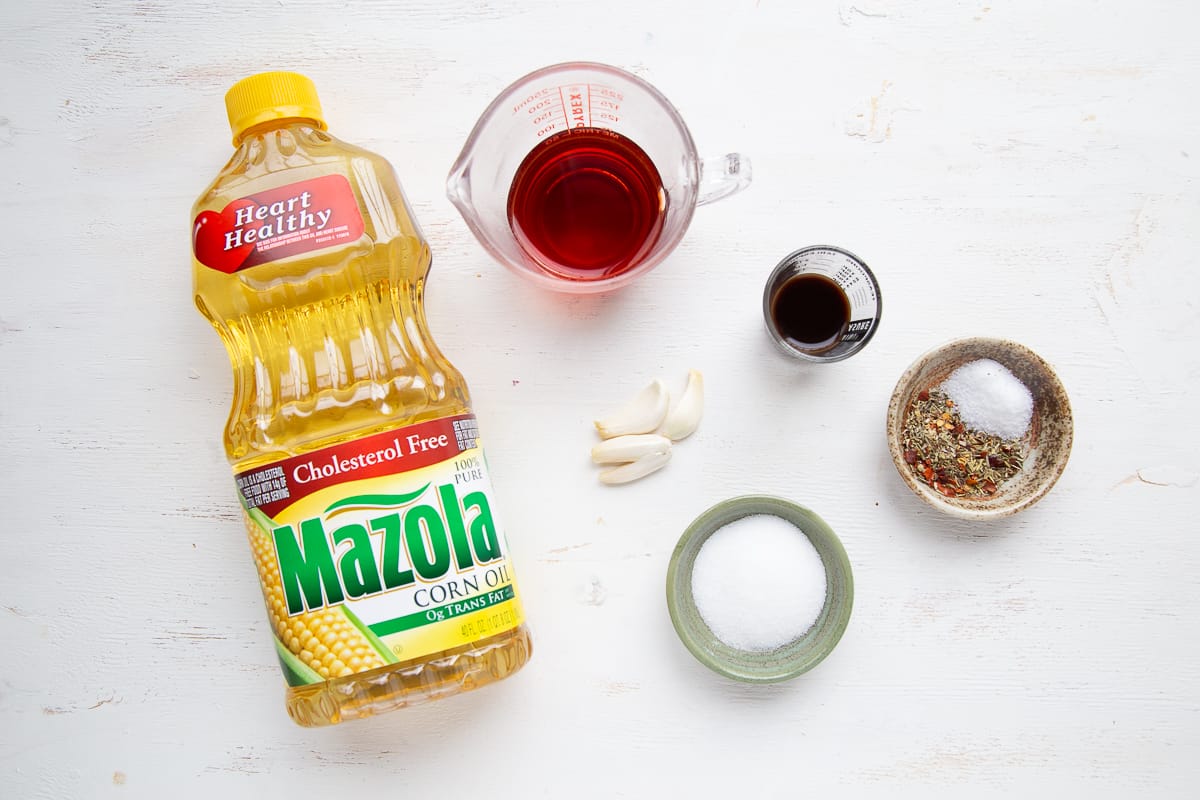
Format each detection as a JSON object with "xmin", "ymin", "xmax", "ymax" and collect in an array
[{"xmin": 666, "ymin": 495, "xmax": 854, "ymax": 683}]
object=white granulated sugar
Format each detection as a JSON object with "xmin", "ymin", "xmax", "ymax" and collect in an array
[
  {"xmin": 690, "ymin": 514, "xmax": 827, "ymax": 652},
  {"xmin": 940, "ymin": 358, "xmax": 1033, "ymax": 440}
]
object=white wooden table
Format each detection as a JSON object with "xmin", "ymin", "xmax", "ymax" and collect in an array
[{"xmin": 3, "ymin": 1, "xmax": 1198, "ymax": 796}]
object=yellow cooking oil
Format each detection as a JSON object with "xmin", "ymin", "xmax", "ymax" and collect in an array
[{"xmin": 190, "ymin": 71, "xmax": 531, "ymax": 726}]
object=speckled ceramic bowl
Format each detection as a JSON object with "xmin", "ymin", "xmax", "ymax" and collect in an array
[
  {"xmin": 666, "ymin": 496, "xmax": 854, "ymax": 683},
  {"xmin": 886, "ymin": 337, "xmax": 1073, "ymax": 520}
]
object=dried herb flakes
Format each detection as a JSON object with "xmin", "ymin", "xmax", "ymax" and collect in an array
[{"xmin": 902, "ymin": 390, "xmax": 1025, "ymax": 498}]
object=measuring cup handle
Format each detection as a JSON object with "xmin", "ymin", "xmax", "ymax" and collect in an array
[{"xmin": 696, "ymin": 153, "xmax": 752, "ymax": 206}]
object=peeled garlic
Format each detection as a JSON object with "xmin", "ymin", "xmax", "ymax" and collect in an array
[
  {"xmin": 660, "ymin": 369, "xmax": 704, "ymax": 441},
  {"xmin": 594, "ymin": 379, "xmax": 670, "ymax": 439},
  {"xmin": 591, "ymin": 434, "xmax": 672, "ymax": 465},
  {"xmin": 598, "ymin": 450, "xmax": 672, "ymax": 485}
]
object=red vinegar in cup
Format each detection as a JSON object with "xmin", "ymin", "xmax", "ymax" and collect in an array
[{"xmin": 506, "ymin": 127, "xmax": 666, "ymax": 281}]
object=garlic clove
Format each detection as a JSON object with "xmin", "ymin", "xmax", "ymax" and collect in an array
[
  {"xmin": 590, "ymin": 434, "xmax": 672, "ymax": 465},
  {"xmin": 598, "ymin": 450, "xmax": 672, "ymax": 485},
  {"xmin": 594, "ymin": 379, "xmax": 670, "ymax": 439},
  {"xmin": 660, "ymin": 369, "xmax": 704, "ymax": 441}
]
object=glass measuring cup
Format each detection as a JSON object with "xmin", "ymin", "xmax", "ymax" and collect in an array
[
  {"xmin": 446, "ymin": 62, "xmax": 751, "ymax": 293},
  {"xmin": 763, "ymin": 246, "xmax": 882, "ymax": 363}
]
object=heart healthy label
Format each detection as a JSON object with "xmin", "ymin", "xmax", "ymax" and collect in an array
[
  {"xmin": 236, "ymin": 414, "xmax": 525, "ymax": 686},
  {"xmin": 192, "ymin": 174, "xmax": 365, "ymax": 274}
]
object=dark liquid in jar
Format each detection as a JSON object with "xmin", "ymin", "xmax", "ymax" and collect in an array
[
  {"xmin": 771, "ymin": 273, "xmax": 851, "ymax": 353},
  {"xmin": 507, "ymin": 127, "xmax": 666, "ymax": 281}
]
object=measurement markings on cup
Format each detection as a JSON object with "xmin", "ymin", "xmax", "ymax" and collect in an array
[
  {"xmin": 530, "ymin": 105, "xmax": 567, "ymax": 128},
  {"xmin": 525, "ymin": 89, "xmax": 568, "ymax": 137}
]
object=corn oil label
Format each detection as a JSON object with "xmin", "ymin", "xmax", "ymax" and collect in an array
[
  {"xmin": 192, "ymin": 174, "xmax": 365, "ymax": 274},
  {"xmin": 235, "ymin": 414, "xmax": 525, "ymax": 686}
]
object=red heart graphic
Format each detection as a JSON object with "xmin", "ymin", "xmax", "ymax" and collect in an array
[{"xmin": 193, "ymin": 198, "xmax": 258, "ymax": 274}]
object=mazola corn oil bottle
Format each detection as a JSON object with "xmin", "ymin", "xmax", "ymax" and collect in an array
[{"xmin": 190, "ymin": 71, "xmax": 532, "ymax": 726}]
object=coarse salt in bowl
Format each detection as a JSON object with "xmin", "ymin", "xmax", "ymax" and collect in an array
[
  {"xmin": 886, "ymin": 337, "xmax": 1073, "ymax": 519},
  {"xmin": 666, "ymin": 496, "xmax": 854, "ymax": 683},
  {"xmin": 690, "ymin": 513, "xmax": 828, "ymax": 652},
  {"xmin": 940, "ymin": 358, "xmax": 1033, "ymax": 440}
]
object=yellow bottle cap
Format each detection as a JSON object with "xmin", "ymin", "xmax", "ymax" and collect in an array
[{"xmin": 224, "ymin": 71, "xmax": 327, "ymax": 145}]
